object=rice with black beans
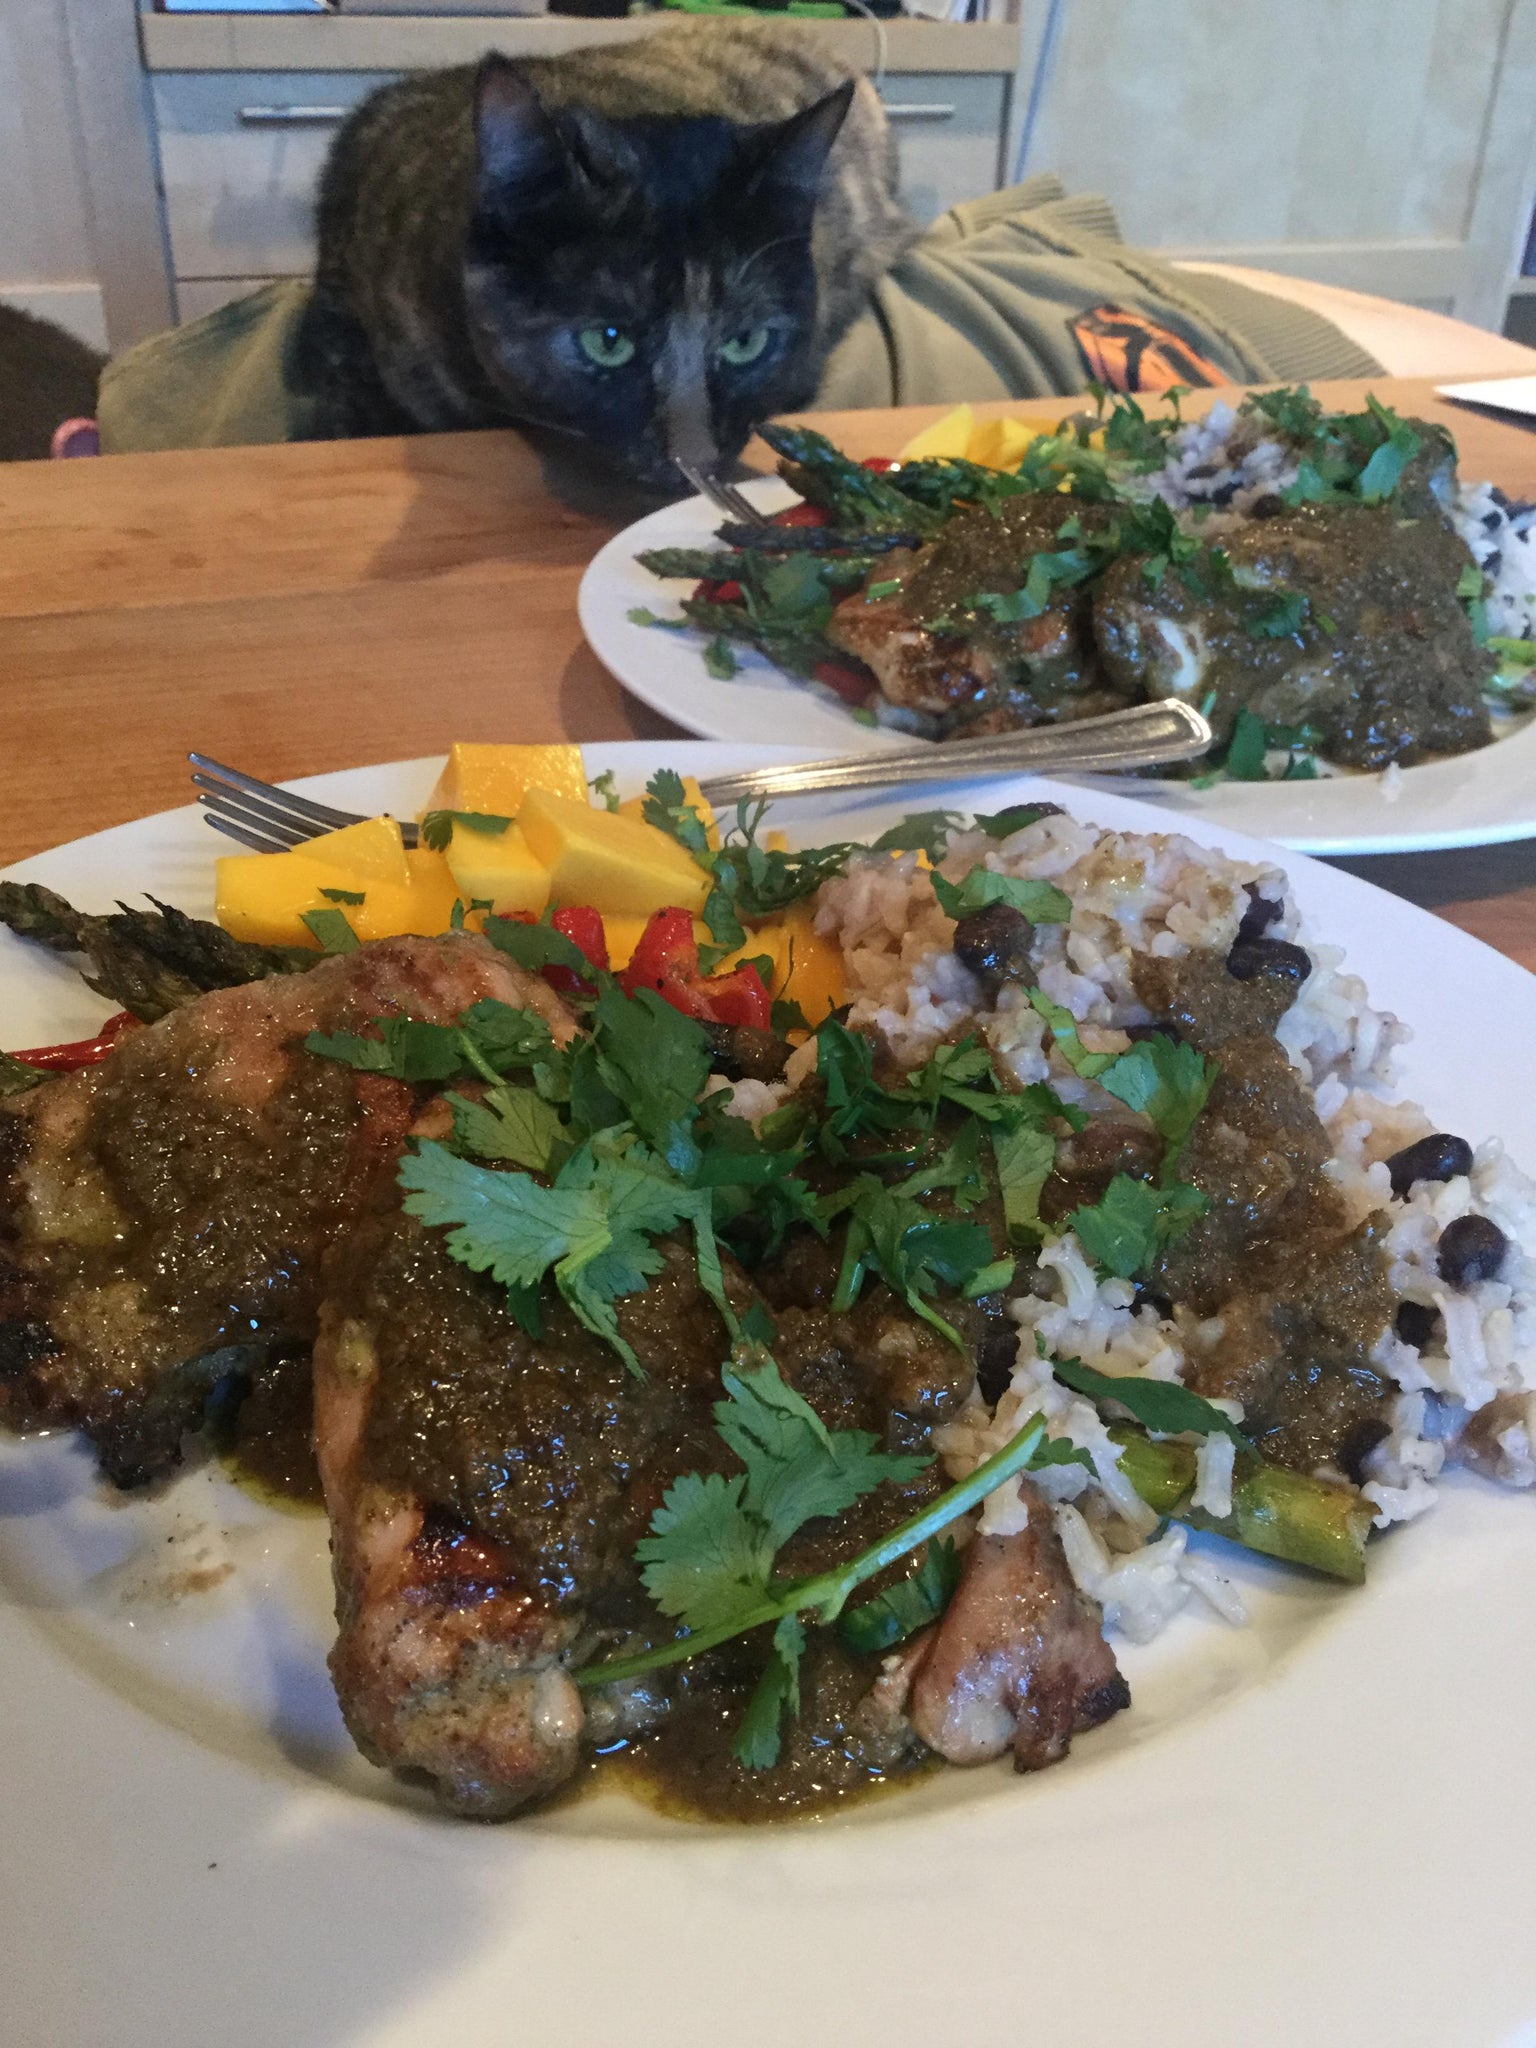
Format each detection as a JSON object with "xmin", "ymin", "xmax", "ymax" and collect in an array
[{"xmin": 806, "ymin": 811, "xmax": 1536, "ymax": 1643}]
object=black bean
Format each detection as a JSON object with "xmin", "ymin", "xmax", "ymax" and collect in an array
[
  {"xmin": 1483, "ymin": 509, "xmax": 1505, "ymax": 532},
  {"xmin": 975, "ymin": 1324, "xmax": 1020, "ymax": 1406},
  {"xmin": 1186, "ymin": 463, "xmax": 1218, "ymax": 480},
  {"xmin": 953, "ymin": 902, "xmax": 1036, "ymax": 986},
  {"xmin": 1339, "ymin": 1415, "xmax": 1391, "ymax": 1484},
  {"xmin": 1385, "ymin": 1132, "xmax": 1473, "ymax": 1199},
  {"xmin": 1236, "ymin": 885, "xmax": 1283, "ymax": 945},
  {"xmin": 1484, "ymin": 550, "xmax": 1502, "ymax": 579},
  {"xmin": 1437, "ymin": 1213, "xmax": 1508, "ymax": 1289},
  {"xmin": 1490, "ymin": 485, "xmax": 1511, "ymax": 509},
  {"xmin": 1394, "ymin": 1299, "xmax": 1438, "ymax": 1350},
  {"xmin": 703, "ymin": 1023, "xmax": 791, "ymax": 1083},
  {"xmin": 1248, "ymin": 493, "xmax": 1285, "ymax": 519},
  {"xmin": 1124, "ymin": 1021, "xmax": 1180, "ymax": 1044},
  {"xmin": 1132, "ymin": 1282, "xmax": 1172, "ymax": 1320},
  {"xmin": 1226, "ymin": 936, "xmax": 1312, "ymax": 986}
]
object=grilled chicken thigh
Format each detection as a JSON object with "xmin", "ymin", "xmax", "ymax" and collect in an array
[{"xmin": 0, "ymin": 934, "xmax": 572, "ymax": 1484}]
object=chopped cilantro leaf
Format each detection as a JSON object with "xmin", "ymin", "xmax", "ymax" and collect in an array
[
  {"xmin": 588, "ymin": 768, "xmax": 622, "ymax": 812},
  {"xmin": 301, "ymin": 908, "xmax": 359, "ymax": 954},
  {"xmin": 318, "ymin": 886, "xmax": 365, "ymax": 905},
  {"xmin": 868, "ymin": 811, "xmax": 963, "ymax": 860},
  {"xmin": 1048, "ymin": 1350, "xmax": 1249, "ymax": 1448},
  {"xmin": 1097, "ymin": 1035, "xmax": 1218, "ymax": 1175},
  {"xmin": 930, "ymin": 868, "xmax": 1072, "ymax": 926},
  {"xmin": 1457, "ymin": 563, "xmax": 1487, "ymax": 600},
  {"xmin": 627, "ymin": 606, "xmax": 689, "ymax": 630},
  {"xmin": 971, "ymin": 803, "xmax": 1061, "ymax": 839},
  {"xmin": 866, "ymin": 578, "xmax": 903, "ymax": 600},
  {"xmin": 840, "ymin": 1538, "xmax": 960, "ymax": 1655},
  {"xmin": 481, "ymin": 915, "xmax": 597, "ymax": 983},
  {"xmin": 1224, "ymin": 707, "xmax": 1271, "ymax": 782},
  {"xmin": 1025, "ymin": 988, "xmax": 1113, "ymax": 1078},
  {"xmin": 419, "ymin": 810, "xmax": 512, "ymax": 853},
  {"xmin": 1068, "ymin": 1172, "xmax": 1208, "ymax": 1279},
  {"xmin": 446, "ymin": 1085, "xmax": 565, "ymax": 1172},
  {"xmin": 992, "ymin": 1119, "xmax": 1055, "ymax": 1239},
  {"xmin": 1248, "ymin": 590, "xmax": 1310, "ymax": 641},
  {"xmin": 703, "ymin": 635, "xmax": 739, "ymax": 680}
]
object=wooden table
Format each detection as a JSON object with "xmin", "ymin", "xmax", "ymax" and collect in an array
[{"xmin": 2, "ymin": 376, "xmax": 1533, "ymax": 969}]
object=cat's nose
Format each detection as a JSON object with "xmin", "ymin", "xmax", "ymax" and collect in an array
[{"xmin": 661, "ymin": 390, "xmax": 719, "ymax": 474}]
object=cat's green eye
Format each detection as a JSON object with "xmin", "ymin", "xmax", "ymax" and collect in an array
[
  {"xmin": 578, "ymin": 325, "xmax": 637, "ymax": 369},
  {"xmin": 719, "ymin": 326, "xmax": 772, "ymax": 368}
]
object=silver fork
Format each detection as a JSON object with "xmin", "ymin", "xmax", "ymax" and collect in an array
[
  {"xmin": 673, "ymin": 457, "xmax": 773, "ymax": 527},
  {"xmin": 190, "ymin": 700, "xmax": 1211, "ymax": 854}
]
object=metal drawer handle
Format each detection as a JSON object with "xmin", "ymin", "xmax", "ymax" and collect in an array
[
  {"xmin": 238, "ymin": 105, "xmax": 350, "ymax": 126},
  {"xmin": 880, "ymin": 102, "xmax": 957, "ymax": 122}
]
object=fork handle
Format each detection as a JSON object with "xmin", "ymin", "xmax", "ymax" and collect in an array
[{"xmin": 693, "ymin": 699, "xmax": 1212, "ymax": 806}]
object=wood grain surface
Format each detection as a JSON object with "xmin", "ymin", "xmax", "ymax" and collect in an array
[{"xmin": 2, "ymin": 377, "xmax": 1533, "ymax": 970}]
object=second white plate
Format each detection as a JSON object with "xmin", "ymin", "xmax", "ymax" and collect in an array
[{"xmin": 578, "ymin": 480, "xmax": 1536, "ymax": 857}]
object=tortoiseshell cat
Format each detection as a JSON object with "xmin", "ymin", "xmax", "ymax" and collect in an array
[{"xmin": 298, "ymin": 21, "xmax": 914, "ymax": 488}]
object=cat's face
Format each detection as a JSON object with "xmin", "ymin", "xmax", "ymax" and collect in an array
[{"xmin": 462, "ymin": 62, "xmax": 851, "ymax": 490}]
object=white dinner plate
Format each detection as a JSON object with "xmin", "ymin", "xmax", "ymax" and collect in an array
[
  {"xmin": 578, "ymin": 481, "xmax": 1536, "ymax": 857},
  {"xmin": 3, "ymin": 744, "xmax": 1535, "ymax": 2048}
]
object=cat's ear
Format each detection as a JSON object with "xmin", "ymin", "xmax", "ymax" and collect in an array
[
  {"xmin": 473, "ymin": 55, "xmax": 567, "ymax": 213},
  {"xmin": 743, "ymin": 81, "xmax": 856, "ymax": 220}
]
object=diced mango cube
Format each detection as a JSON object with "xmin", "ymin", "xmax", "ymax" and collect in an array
[
  {"xmin": 421, "ymin": 742, "xmax": 588, "ymax": 817},
  {"xmin": 713, "ymin": 902, "xmax": 845, "ymax": 1025},
  {"xmin": 770, "ymin": 902, "xmax": 846, "ymax": 1024},
  {"xmin": 898, "ymin": 403, "xmax": 975, "ymax": 462},
  {"xmin": 618, "ymin": 774, "xmax": 720, "ymax": 849},
  {"xmin": 298, "ymin": 815, "xmax": 411, "ymax": 889},
  {"xmin": 968, "ymin": 417, "xmax": 1042, "ymax": 471},
  {"xmin": 215, "ymin": 844, "xmax": 461, "ymax": 949},
  {"xmin": 384, "ymin": 848, "xmax": 461, "ymax": 938},
  {"xmin": 442, "ymin": 820, "xmax": 550, "ymax": 917},
  {"xmin": 518, "ymin": 787, "xmax": 709, "ymax": 918},
  {"xmin": 216, "ymin": 850, "xmax": 341, "ymax": 948}
]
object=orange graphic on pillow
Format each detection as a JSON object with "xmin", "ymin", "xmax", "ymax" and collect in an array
[{"xmin": 1070, "ymin": 305, "xmax": 1225, "ymax": 393}]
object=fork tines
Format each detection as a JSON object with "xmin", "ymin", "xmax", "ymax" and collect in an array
[
  {"xmin": 673, "ymin": 458, "xmax": 771, "ymax": 528},
  {"xmin": 189, "ymin": 752, "xmax": 417, "ymax": 854}
]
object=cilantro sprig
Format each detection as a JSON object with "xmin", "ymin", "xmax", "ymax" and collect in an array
[{"xmin": 576, "ymin": 1345, "xmax": 1047, "ymax": 1766}]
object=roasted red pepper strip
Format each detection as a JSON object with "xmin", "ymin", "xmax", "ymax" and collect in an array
[
  {"xmin": 695, "ymin": 577, "xmax": 743, "ymax": 605},
  {"xmin": 619, "ymin": 908, "xmax": 771, "ymax": 1029},
  {"xmin": 861, "ymin": 456, "xmax": 898, "ymax": 472},
  {"xmin": 543, "ymin": 906, "xmax": 609, "ymax": 995},
  {"xmin": 9, "ymin": 1009, "xmax": 140, "ymax": 1071},
  {"xmin": 813, "ymin": 658, "xmax": 877, "ymax": 707},
  {"xmin": 771, "ymin": 502, "xmax": 829, "ymax": 529}
]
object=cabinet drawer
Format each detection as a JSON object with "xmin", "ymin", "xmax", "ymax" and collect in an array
[
  {"xmin": 154, "ymin": 71, "xmax": 397, "ymax": 278},
  {"xmin": 154, "ymin": 65, "xmax": 1008, "ymax": 278},
  {"xmin": 878, "ymin": 73, "xmax": 1006, "ymax": 226}
]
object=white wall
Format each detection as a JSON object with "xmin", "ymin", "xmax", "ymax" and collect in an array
[
  {"xmin": 1020, "ymin": 0, "xmax": 1534, "ymax": 325},
  {"xmin": 0, "ymin": 0, "xmax": 107, "ymax": 347}
]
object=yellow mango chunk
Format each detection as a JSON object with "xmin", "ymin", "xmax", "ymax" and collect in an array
[
  {"xmin": 216, "ymin": 850, "xmax": 340, "ymax": 948},
  {"xmin": 618, "ymin": 774, "xmax": 720, "ymax": 849},
  {"xmin": 442, "ymin": 820, "xmax": 550, "ymax": 918},
  {"xmin": 299, "ymin": 815, "xmax": 410, "ymax": 889},
  {"xmin": 898, "ymin": 403, "xmax": 975, "ymax": 462},
  {"xmin": 422, "ymin": 742, "xmax": 588, "ymax": 817},
  {"xmin": 386, "ymin": 848, "xmax": 461, "ymax": 938},
  {"xmin": 215, "ymin": 844, "xmax": 461, "ymax": 949},
  {"xmin": 518, "ymin": 787, "xmax": 709, "ymax": 918},
  {"xmin": 771, "ymin": 902, "xmax": 846, "ymax": 1024},
  {"xmin": 968, "ymin": 416, "xmax": 1043, "ymax": 470}
]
